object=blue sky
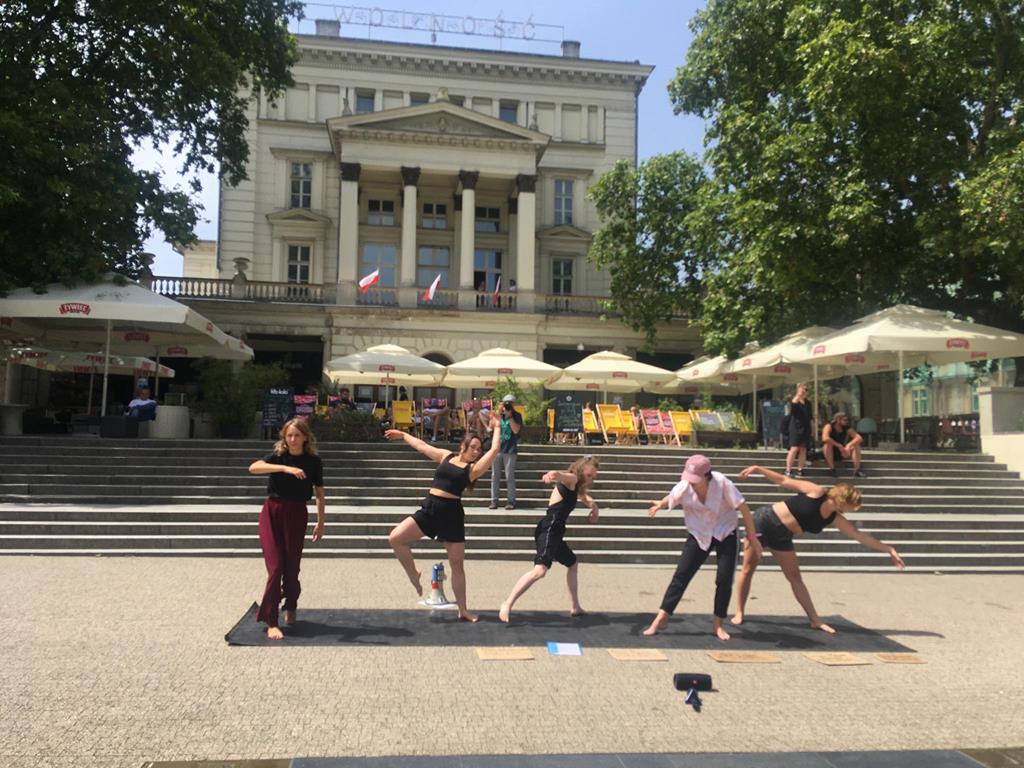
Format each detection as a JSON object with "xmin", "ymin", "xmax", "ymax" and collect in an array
[{"xmin": 138, "ymin": 0, "xmax": 708, "ymax": 275}]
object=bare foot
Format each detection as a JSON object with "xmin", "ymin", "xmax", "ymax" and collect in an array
[
  {"xmin": 642, "ymin": 613, "xmax": 669, "ymax": 637},
  {"xmin": 812, "ymin": 621, "xmax": 837, "ymax": 634},
  {"xmin": 458, "ymin": 610, "xmax": 480, "ymax": 623},
  {"xmin": 570, "ymin": 607, "xmax": 587, "ymax": 617},
  {"xmin": 730, "ymin": 613, "xmax": 744, "ymax": 626},
  {"xmin": 498, "ymin": 602, "xmax": 511, "ymax": 623},
  {"xmin": 408, "ymin": 570, "xmax": 423, "ymax": 596},
  {"xmin": 715, "ymin": 625, "xmax": 732, "ymax": 641},
  {"xmin": 267, "ymin": 626, "xmax": 284, "ymax": 640},
  {"xmin": 283, "ymin": 610, "xmax": 296, "ymax": 626}
]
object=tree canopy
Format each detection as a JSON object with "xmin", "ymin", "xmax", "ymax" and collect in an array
[
  {"xmin": 589, "ymin": 0, "xmax": 1024, "ymax": 357},
  {"xmin": 0, "ymin": 0, "xmax": 301, "ymax": 292}
]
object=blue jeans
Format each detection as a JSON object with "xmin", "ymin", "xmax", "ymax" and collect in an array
[{"xmin": 490, "ymin": 453, "xmax": 517, "ymax": 505}]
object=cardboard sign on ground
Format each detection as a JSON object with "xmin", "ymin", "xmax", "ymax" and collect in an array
[
  {"xmin": 707, "ymin": 650, "xmax": 781, "ymax": 664},
  {"xmin": 475, "ymin": 647, "xmax": 534, "ymax": 661},
  {"xmin": 607, "ymin": 648, "xmax": 668, "ymax": 662},
  {"xmin": 876, "ymin": 653, "xmax": 927, "ymax": 664},
  {"xmin": 803, "ymin": 652, "xmax": 871, "ymax": 666}
]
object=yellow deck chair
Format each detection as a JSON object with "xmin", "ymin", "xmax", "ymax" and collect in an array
[
  {"xmin": 670, "ymin": 411, "xmax": 695, "ymax": 446},
  {"xmin": 596, "ymin": 403, "xmax": 632, "ymax": 443},
  {"xmin": 547, "ymin": 408, "xmax": 555, "ymax": 442},
  {"xmin": 582, "ymin": 409, "xmax": 601, "ymax": 443},
  {"xmin": 392, "ymin": 400, "xmax": 415, "ymax": 432}
]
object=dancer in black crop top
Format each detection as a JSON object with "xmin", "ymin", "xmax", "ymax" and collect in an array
[
  {"xmin": 384, "ymin": 413, "xmax": 501, "ymax": 622},
  {"xmin": 732, "ymin": 464, "xmax": 905, "ymax": 633},
  {"xmin": 499, "ymin": 455, "xmax": 601, "ymax": 623}
]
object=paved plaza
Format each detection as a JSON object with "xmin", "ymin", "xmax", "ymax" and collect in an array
[{"xmin": 5, "ymin": 546, "xmax": 1023, "ymax": 767}]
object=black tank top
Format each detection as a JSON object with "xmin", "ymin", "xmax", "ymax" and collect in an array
[
  {"xmin": 829, "ymin": 423, "xmax": 850, "ymax": 445},
  {"xmin": 545, "ymin": 481, "xmax": 579, "ymax": 526},
  {"xmin": 431, "ymin": 453, "xmax": 472, "ymax": 496},
  {"xmin": 784, "ymin": 493, "xmax": 836, "ymax": 534}
]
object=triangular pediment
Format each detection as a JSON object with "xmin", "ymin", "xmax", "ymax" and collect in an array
[
  {"xmin": 537, "ymin": 224, "xmax": 592, "ymax": 241},
  {"xmin": 266, "ymin": 208, "xmax": 332, "ymax": 226},
  {"xmin": 327, "ymin": 101, "xmax": 549, "ymax": 146}
]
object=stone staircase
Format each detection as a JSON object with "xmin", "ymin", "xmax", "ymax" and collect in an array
[{"xmin": 2, "ymin": 436, "xmax": 1023, "ymax": 571}]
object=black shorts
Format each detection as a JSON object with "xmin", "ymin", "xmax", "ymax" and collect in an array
[
  {"xmin": 533, "ymin": 518, "xmax": 577, "ymax": 568},
  {"xmin": 753, "ymin": 505, "xmax": 795, "ymax": 551},
  {"xmin": 412, "ymin": 495, "xmax": 465, "ymax": 543}
]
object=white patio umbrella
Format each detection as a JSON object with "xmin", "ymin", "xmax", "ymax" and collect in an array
[
  {"xmin": 324, "ymin": 344, "xmax": 446, "ymax": 409},
  {"xmin": 547, "ymin": 350, "xmax": 674, "ymax": 399},
  {"xmin": 0, "ymin": 274, "xmax": 252, "ymax": 415},
  {"xmin": 789, "ymin": 304, "xmax": 1024, "ymax": 442},
  {"xmin": 7, "ymin": 346, "xmax": 174, "ymax": 414},
  {"xmin": 442, "ymin": 347, "xmax": 562, "ymax": 388},
  {"xmin": 722, "ymin": 326, "xmax": 836, "ymax": 432}
]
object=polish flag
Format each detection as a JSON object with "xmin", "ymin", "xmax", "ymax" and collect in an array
[
  {"xmin": 491, "ymin": 276, "xmax": 501, "ymax": 307},
  {"xmin": 358, "ymin": 268, "xmax": 380, "ymax": 294},
  {"xmin": 423, "ymin": 274, "xmax": 441, "ymax": 301}
]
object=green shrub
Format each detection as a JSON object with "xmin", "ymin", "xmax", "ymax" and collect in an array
[
  {"xmin": 309, "ymin": 408, "xmax": 381, "ymax": 442},
  {"xmin": 193, "ymin": 359, "xmax": 289, "ymax": 430},
  {"xmin": 487, "ymin": 376, "xmax": 552, "ymax": 426}
]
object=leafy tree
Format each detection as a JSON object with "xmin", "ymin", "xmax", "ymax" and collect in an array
[
  {"xmin": 0, "ymin": 0, "xmax": 301, "ymax": 292},
  {"xmin": 591, "ymin": 0, "xmax": 1024, "ymax": 381}
]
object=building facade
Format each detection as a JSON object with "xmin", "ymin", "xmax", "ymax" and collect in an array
[{"xmin": 165, "ymin": 28, "xmax": 700, "ymax": 401}]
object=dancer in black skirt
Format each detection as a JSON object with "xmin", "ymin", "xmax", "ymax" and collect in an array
[
  {"xmin": 498, "ymin": 455, "xmax": 600, "ymax": 623},
  {"xmin": 385, "ymin": 410, "xmax": 501, "ymax": 622}
]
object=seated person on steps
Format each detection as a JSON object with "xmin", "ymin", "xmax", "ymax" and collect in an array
[
  {"xmin": 126, "ymin": 387, "xmax": 157, "ymax": 422},
  {"xmin": 822, "ymin": 412, "xmax": 866, "ymax": 478}
]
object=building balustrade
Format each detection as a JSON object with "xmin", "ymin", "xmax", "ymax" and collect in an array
[{"xmin": 151, "ymin": 276, "xmax": 684, "ymax": 318}]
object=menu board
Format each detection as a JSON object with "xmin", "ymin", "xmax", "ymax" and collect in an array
[
  {"xmin": 761, "ymin": 401, "xmax": 786, "ymax": 441},
  {"xmin": 553, "ymin": 394, "xmax": 583, "ymax": 434},
  {"xmin": 292, "ymin": 394, "xmax": 317, "ymax": 420},
  {"xmin": 261, "ymin": 386, "xmax": 294, "ymax": 427}
]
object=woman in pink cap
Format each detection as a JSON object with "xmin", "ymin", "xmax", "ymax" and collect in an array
[{"xmin": 643, "ymin": 454, "xmax": 762, "ymax": 640}]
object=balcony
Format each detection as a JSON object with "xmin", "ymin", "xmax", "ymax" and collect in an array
[{"xmin": 151, "ymin": 276, "xmax": 683, "ymax": 318}]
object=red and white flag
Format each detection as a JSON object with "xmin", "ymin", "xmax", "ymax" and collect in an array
[
  {"xmin": 423, "ymin": 274, "xmax": 441, "ymax": 301},
  {"xmin": 491, "ymin": 276, "xmax": 501, "ymax": 307},
  {"xmin": 358, "ymin": 268, "xmax": 380, "ymax": 294}
]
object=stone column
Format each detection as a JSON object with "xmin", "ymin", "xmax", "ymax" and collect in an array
[
  {"xmin": 398, "ymin": 166, "xmax": 421, "ymax": 308},
  {"xmin": 458, "ymin": 170, "xmax": 479, "ymax": 310},
  {"xmin": 515, "ymin": 174, "xmax": 537, "ymax": 312},
  {"xmin": 337, "ymin": 162, "xmax": 361, "ymax": 305}
]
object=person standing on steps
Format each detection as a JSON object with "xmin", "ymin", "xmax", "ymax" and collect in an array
[
  {"xmin": 247, "ymin": 418, "xmax": 325, "ymax": 640},
  {"xmin": 490, "ymin": 394, "xmax": 523, "ymax": 510},
  {"xmin": 731, "ymin": 464, "xmax": 904, "ymax": 633},
  {"xmin": 642, "ymin": 455, "xmax": 762, "ymax": 641},
  {"xmin": 384, "ymin": 411, "xmax": 501, "ymax": 622},
  {"xmin": 785, "ymin": 382, "xmax": 812, "ymax": 477},
  {"xmin": 499, "ymin": 455, "xmax": 601, "ymax": 623}
]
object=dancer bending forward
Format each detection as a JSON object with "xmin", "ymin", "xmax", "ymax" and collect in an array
[
  {"xmin": 499, "ymin": 455, "xmax": 601, "ymax": 623},
  {"xmin": 248, "ymin": 418, "xmax": 326, "ymax": 640},
  {"xmin": 643, "ymin": 455, "xmax": 762, "ymax": 641},
  {"xmin": 732, "ymin": 464, "xmax": 905, "ymax": 633},
  {"xmin": 386, "ymin": 411, "xmax": 501, "ymax": 622}
]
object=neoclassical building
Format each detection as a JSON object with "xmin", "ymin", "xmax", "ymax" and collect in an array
[{"xmin": 167, "ymin": 26, "xmax": 700, "ymax": 401}]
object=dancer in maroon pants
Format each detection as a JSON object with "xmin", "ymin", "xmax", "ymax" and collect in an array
[{"xmin": 248, "ymin": 418, "xmax": 325, "ymax": 639}]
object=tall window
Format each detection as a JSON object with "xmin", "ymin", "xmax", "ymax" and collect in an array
[
  {"xmin": 368, "ymin": 199, "xmax": 395, "ymax": 226},
  {"xmin": 911, "ymin": 387, "xmax": 930, "ymax": 416},
  {"xmin": 422, "ymin": 202, "xmax": 447, "ymax": 230},
  {"xmin": 449, "ymin": 94, "xmax": 465, "ymax": 107},
  {"xmin": 499, "ymin": 101, "xmax": 518, "ymax": 124},
  {"xmin": 289, "ymin": 162, "xmax": 312, "ymax": 209},
  {"xmin": 552, "ymin": 258, "xmax": 573, "ymax": 295},
  {"xmin": 287, "ymin": 244, "xmax": 311, "ymax": 284},
  {"xmin": 554, "ymin": 179, "xmax": 574, "ymax": 225},
  {"xmin": 355, "ymin": 90, "xmax": 375, "ymax": 113},
  {"xmin": 410, "ymin": 92, "xmax": 430, "ymax": 106},
  {"xmin": 359, "ymin": 244, "xmax": 397, "ymax": 287},
  {"xmin": 417, "ymin": 246, "xmax": 450, "ymax": 288},
  {"xmin": 473, "ymin": 249, "xmax": 502, "ymax": 291},
  {"xmin": 475, "ymin": 206, "xmax": 500, "ymax": 233}
]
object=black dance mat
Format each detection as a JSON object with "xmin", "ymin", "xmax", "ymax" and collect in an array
[{"xmin": 225, "ymin": 603, "xmax": 920, "ymax": 652}]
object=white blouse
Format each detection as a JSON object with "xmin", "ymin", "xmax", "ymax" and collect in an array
[{"xmin": 666, "ymin": 470, "xmax": 746, "ymax": 551}]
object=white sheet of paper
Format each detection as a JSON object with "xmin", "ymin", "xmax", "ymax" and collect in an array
[{"xmin": 547, "ymin": 642, "xmax": 582, "ymax": 656}]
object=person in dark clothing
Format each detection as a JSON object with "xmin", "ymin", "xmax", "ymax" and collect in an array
[
  {"xmin": 335, "ymin": 387, "xmax": 358, "ymax": 410},
  {"xmin": 785, "ymin": 382, "xmax": 812, "ymax": 477},
  {"xmin": 732, "ymin": 464, "xmax": 904, "ymax": 633},
  {"xmin": 247, "ymin": 418, "xmax": 326, "ymax": 639},
  {"xmin": 498, "ymin": 455, "xmax": 601, "ymax": 623},
  {"xmin": 822, "ymin": 412, "xmax": 866, "ymax": 478},
  {"xmin": 385, "ymin": 411, "xmax": 501, "ymax": 622}
]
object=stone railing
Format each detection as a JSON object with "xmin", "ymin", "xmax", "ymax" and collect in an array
[{"xmin": 151, "ymin": 277, "xmax": 687, "ymax": 318}]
